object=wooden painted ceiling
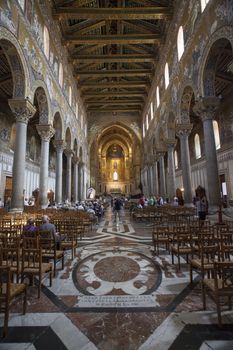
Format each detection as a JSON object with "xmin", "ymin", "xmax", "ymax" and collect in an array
[{"xmin": 52, "ymin": 0, "xmax": 174, "ymax": 118}]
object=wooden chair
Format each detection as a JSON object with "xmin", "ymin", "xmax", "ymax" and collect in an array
[
  {"xmin": 38, "ymin": 231, "xmax": 64, "ymax": 277},
  {"xmin": 152, "ymin": 225, "xmax": 170, "ymax": 254},
  {"xmin": 21, "ymin": 248, "xmax": 52, "ymax": 298},
  {"xmin": 60, "ymin": 231, "xmax": 78, "ymax": 259},
  {"xmin": 171, "ymin": 230, "xmax": 193, "ymax": 270},
  {"xmin": 0, "ymin": 247, "xmax": 21, "ymax": 283},
  {"xmin": 219, "ymin": 229, "xmax": 233, "ymax": 261},
  {"xmin": 0, "ymin": 266, "xmax": 27, "ymax": 337},
  {"xmin": 202, "ymin": 261, "xmax": 233, "ymax": 326},
  {"xmin": 190, "ymin": 231, "xmax": 219, "ymax": 286}
]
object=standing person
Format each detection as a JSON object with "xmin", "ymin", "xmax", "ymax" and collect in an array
[
  {"xmin": 113, "ymin": 198, "xmax": 123, "ymax": 222},
  {"xmin": 196, "ymin": 187, "xmax": 208, "ymax": 221}
]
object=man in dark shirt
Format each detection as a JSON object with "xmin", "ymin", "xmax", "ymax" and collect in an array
[{"xmin": 113, "ymin": 198, "xmax": 123, "ymax": 222}]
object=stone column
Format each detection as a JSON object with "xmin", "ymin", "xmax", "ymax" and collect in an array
[
  {"xmin": 153, "ymin": 157, "xmax": 159, "ymax": 196},
  {"xmin": 72, "ymin": 156, "xmax": 79, "ymax": 203},
  {"xmin": 53, "ymin": 140, "xmax": 66, "ymax": 204},
  {"xmin": 8, "ymin": 98, "xmax": 36, "ymax": 212},
  {"xmin": 149, "ymin": 164, "xmax": 154, "ymax": 196},
  {"xmin": 194, "ymin": 97, "xmax": 221, "ymax": 207},
  {"xmin": 36, "ymin": 125, "xmax": 55, "ymax": 208},
  {"xmin": 78, "ymin": 161, "xmax": 83, "ymax": 201},
  {"xmin": 166, "ymin": 139, "xmax": 177, "ymax": 201},
  {"xmin": 176, "ymin": 124, "xmax": 193, "ymax": 206},
  {"xmin": 157, "ymin": 150, "xmax": 166, "ymax": 198},
  {"xmin": 145, "ymin": 164, "xmax": 150, "ymax": 197},
  {"xmin": 64, "ymin": 149, "xmax": 73, "ymax": 202}
]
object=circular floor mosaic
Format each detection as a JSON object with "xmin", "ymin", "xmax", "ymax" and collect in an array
[{"xmin": 72, "ymin": 250, "xmax": 162, "ymax": 296}]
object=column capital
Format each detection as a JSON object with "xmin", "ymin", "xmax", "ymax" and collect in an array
[
  {"xmin": 165, "ymin": 138, "xmax": 177, "ymax": 150},
  {"xmin": 193, "ymin": 96, "xmax": 220, "ymax": 121},
  {"xmin": 53, "ymin": 139, "xmax": 66, "ymax": 152},
  {"xmin": 36, "ymin": 124, "xmax": 55, "ymax": 141},
  {"xmin": 64, "ymin": 148, "xmax": 74, "ymax": 158},
  {"xmin": 176, "ymin": 123, "xmax": 193, "ymax": 138},
  {"xmin": 156, "ymin": 148, "xmax": 166, "ymax": 158},
  {"xmin": 8, "ymin": 98, "xmax": 36, "ymax": 124},
  {"xmin": 72, "ymin": 156, "xmax": 80, "ymax": 164}
]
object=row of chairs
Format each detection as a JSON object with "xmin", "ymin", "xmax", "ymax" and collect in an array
[
  {"xmin": 0, "ymin": 217, "xmax": 85, "ymax": 337},
  {"xmin": 152, "ymin": 222, "xmax": 233, "ymax": 325}
]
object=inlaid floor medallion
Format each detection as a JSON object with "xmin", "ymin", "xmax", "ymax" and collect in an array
[{"xmin": 73, "ymin": 250, "xmax": 162, "ymax": 296}]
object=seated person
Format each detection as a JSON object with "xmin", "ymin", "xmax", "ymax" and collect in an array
[
  {"xmin": 23, "ymin": 218, "xmax": 38, "ymax": 235},
  {"xmin": 39, "ymin": 215, "xmax": 64, "ymax": 244}
]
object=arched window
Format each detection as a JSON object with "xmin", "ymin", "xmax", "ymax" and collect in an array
[
  {"xmin": 201, "ymin": 0, "xmax": 210, "ymax": 12},
  {"xmin": 174, "ymin": 150, "xmax": 178, "ymax": 169},
  {"xmin": 69, "ymin": 86, "xmax": 72, "ymax": 106},
  {"xmin": 113, "ymin": 171, "xmax": 118, "ymax": 181},
  {"xmin": 164, "ymin": 63, "xmax": 169, "ymax": 89},
  {"xmin": 81, "ymin": 114, "xmax": 83, "ymax": 128},
  {"xmin": 156, "ymin": 86, "xmax": 160, "ymax": 107},
  {"xmin": 18, "ymin": 0, "xmax": 25, "ymax": 11},
  {"xmin": 213, "ymin": 120, "xmax": 221, "ymax": 150},
  {"xmin": 143, "ymin": 123, "xmax": 145, "ymax": 138},
  {"xmin": 43, "ymin": 26, "xmax": 50, "ymax": 59},
  {"xmin": 150, "ymin": 102, "xmax": 154, "ymax": 120},
  {"xmin": 25, "ymin": 0, "xmax": 33, "ymax": 23},
  {"xmin": 76, "ymin": 103, "xmax": 79, "ymax": 119},
  {"xmin": 59, "ymin": 63, "xmax": 63, "ymax": 87},
  {"xmin": 177, "ymin": 26, "xmax": 184, "ymax": 61},
  {"xmin": 194, "ymin": 134, "xmax": 201, "ymax": 159}
]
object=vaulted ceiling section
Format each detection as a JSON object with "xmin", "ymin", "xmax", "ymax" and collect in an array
[{"xmin": 52, "ymin": 0, "xmax": 174, "ymax": 119}]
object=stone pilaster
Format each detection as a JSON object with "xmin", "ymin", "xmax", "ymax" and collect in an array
[
  {"xmin": 36, "ymin": 124, "xmax": 55, "ymax": 208},
  {"xmin": 8, "ymin": 98, "xmax": 36, "ymax": 212}
]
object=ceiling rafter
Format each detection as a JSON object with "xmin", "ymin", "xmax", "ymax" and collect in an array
[
  {"xmin": 53, "ymin": 6, "xmax": 173, "ymax": 20},
  {"xmin": 64, "ymin": 33, "xmax": 161, "ymax": 45},
  {"xmin": 53, "ymin": 0, "xmax": 174, "ymax": 117}
]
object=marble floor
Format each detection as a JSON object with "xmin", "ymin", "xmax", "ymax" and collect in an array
[{"xmin": 1, "ymin": 208, "xmax": 233, "ymax": 350}]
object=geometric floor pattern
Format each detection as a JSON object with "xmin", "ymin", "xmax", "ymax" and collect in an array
[{"xmin": 1, "ymin": 208, "xmax": 233, "ymax": 349}]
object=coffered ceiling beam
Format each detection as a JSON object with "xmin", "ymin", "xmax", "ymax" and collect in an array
[
  {"xmin": 83, "ymin": 92, "xmax": 147, "ymax": 99},
  {"xmin": 72, "ymin": 54, "xmax": 155, "ymax": 63},
  {"xmin": 87, "ymin": 101, "xmax": 144, "ymax": 106},
  {"xmin": 53, "ymin": 7, "xmax": 172, "ymax": 20},
  {"xmin": 79, "ymin": 81, "xmax": 149, "ymax": 89},
  {"xmin": 66, "ymin": 20, "xmax": 105, "ymax": 35},
  {"xmin": 64, "ymin": 34, "xmax": 161, "ymax": 45},
  {"xmin": 77, "ymin": 69, "xmax": 152, "ymax": 77},
  {"xmin": 88, "ymin": 107, "xmax": 141, "ymax": 111}
]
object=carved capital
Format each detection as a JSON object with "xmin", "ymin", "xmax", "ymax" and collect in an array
[
  {"xmin": 53, "ymin": 139, "xmax": 66, "ymax": 152},
  {"xmin": 193, "ymin": 96, "xmax": 220, "ymax": 121},
  {"xmin": 176, "ymin": 123, "xmax": 193, "ymax": 138},
  {"xmin": 36, "ymin": 124, "xmax": 55, "ymax": 142},
  {"xmin": 165, "ymin": 138, "xmax": 177, "ymax": 150},
  {"xmin": 72, "ymin": 156, "xmax": 80, "ymax": 164},
  {"xmin": 8, "ymin": 98, "xmax": 36, "ymax": 124},
  {"xmin": 156, "ymin": 147, "xmax": 166, "ymax": 158},
  {"xmin": 64, "ymin": 148, "xmax": 74, "ymax": 158}
]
